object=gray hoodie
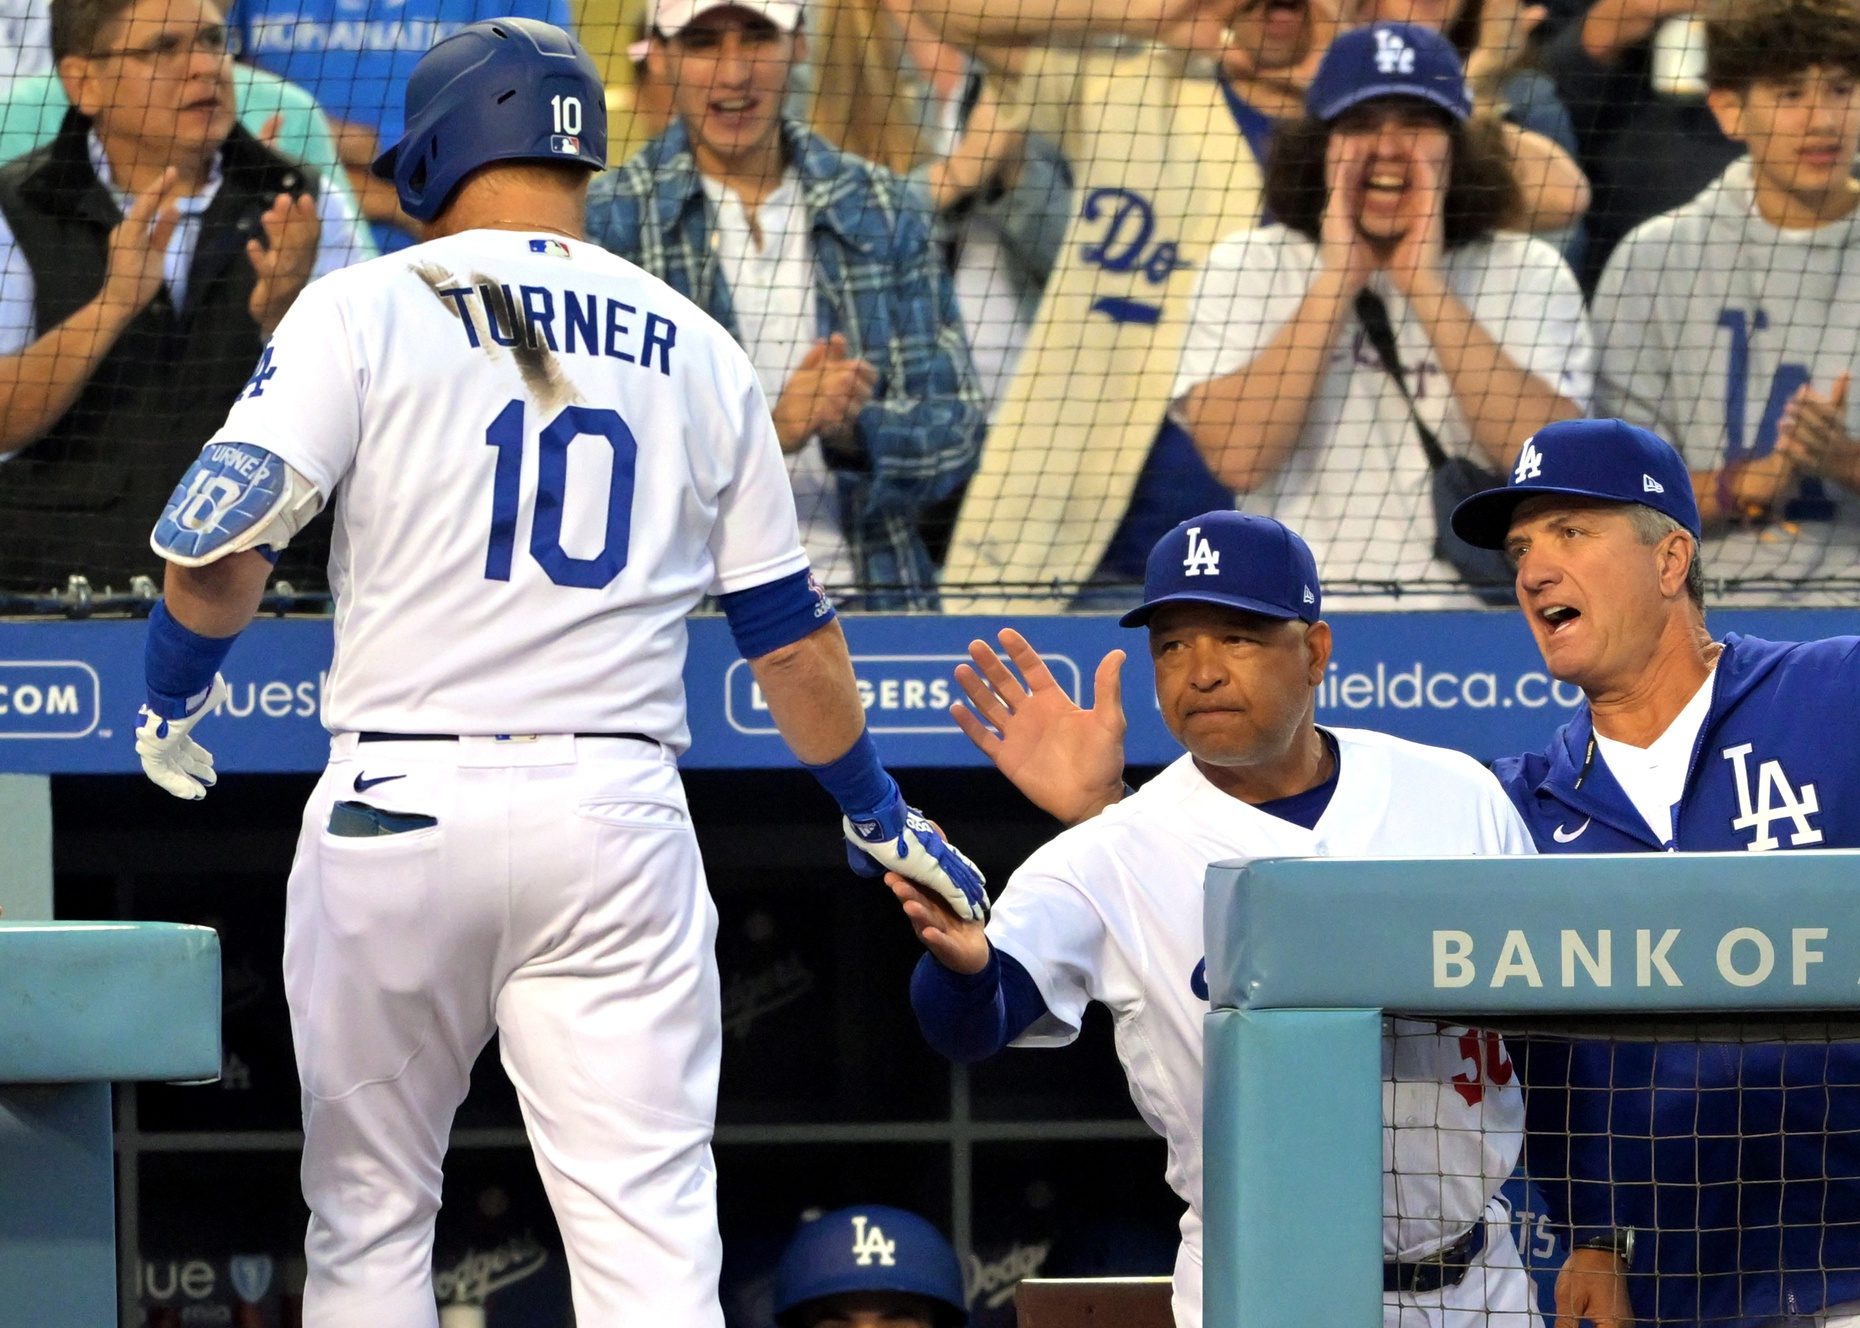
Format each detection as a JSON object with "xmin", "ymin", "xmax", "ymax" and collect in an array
[{"xmin": 1593, "ymin": 158, "xmax": 1860, "ymax": 601}]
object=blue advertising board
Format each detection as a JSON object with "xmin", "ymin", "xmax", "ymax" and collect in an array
[{"xmin": 0, "ymin": 608, "xmax": 1852, "ymax": 774}]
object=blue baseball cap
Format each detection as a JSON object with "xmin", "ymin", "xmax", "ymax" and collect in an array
[
  {"xmin": 1449, "ymin": 418, "xmax": 1702, "ymax": 550},
  {"xmin": 1119, "ymin": 512, "xmax": 1322, "ymax": 628},
  {"xmin": 1306, "ymin": 23, "xmax": 1473, "ymax": 123},
  {"xmin": 773, "ymin": 1206, "xmax": 967, "ymax": 1327}
]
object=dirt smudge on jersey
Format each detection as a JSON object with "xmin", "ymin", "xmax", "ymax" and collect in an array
[{"xmin": 473, "ymin": 273, "xmax": 577, "ymax": 412}]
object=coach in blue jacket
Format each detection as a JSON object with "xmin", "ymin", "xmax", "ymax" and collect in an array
[{"xmin": 1450, "ymin": 418, "xmax": 1860, "ymax": 1328}]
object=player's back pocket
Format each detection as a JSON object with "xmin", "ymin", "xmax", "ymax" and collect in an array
[{"xmin": 575, "ymin": 793, "xmax": 689, "ymax": 829}]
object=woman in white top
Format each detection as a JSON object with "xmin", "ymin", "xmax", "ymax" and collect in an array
[{"xmin": 1173, "ymin": 22, "xmax": 1593, "ymax": 604}]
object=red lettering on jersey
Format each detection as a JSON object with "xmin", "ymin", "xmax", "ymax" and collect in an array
[{"xmin": 1451, "ymin": 1029, "xmax": 1515, "ymax": 1107}]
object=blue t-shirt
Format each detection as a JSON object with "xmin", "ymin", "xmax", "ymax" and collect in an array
[{"xmin": 229, "ymin": 0, "xmax": 573, "ymax": 141}]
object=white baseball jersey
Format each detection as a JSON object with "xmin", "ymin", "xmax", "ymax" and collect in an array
[
  {"xmin": 204, "ymin": 229, "xmax": 809, "ymax": 745},
  {"xmin": 1593, "ymin": 159, "xmax": 1860, "ymax": 603},
  {"xmin": 984, "ymin": 728, "xmax": 1537, "ymax": 1327},
  {"xmin": 1172, "ymin": 227, "xmax": 1593, "ymax": 604},
  {"xmin": 237, "ymin": 228, "xmax": 808, "ymax": 1328}
]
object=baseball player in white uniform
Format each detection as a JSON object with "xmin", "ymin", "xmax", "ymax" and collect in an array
[
  {"xmin": 129, "ymin": 20, "xmax": 986, "ymax": 1328},
  {"xmin": 894, "ymin": 512, "xmax": 1540, "ymax": 1328}
]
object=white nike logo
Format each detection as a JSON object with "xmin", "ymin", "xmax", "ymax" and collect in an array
[{"xmin": 1552, "ymin": 818, "xmax": 1591, "ymax": 843}]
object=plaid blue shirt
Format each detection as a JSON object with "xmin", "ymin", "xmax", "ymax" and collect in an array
[{"xmin": 586, "ymin": 119, "xmax": 984, "ymax": 610}]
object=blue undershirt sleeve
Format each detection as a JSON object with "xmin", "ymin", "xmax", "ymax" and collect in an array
[
  {"xmin": 717, "ymin": 568, "xmax": 835, "ymax": 660},
  {"xmin": 909, "ymin": 945, "xmax": 1050, "ymax": 1063}
]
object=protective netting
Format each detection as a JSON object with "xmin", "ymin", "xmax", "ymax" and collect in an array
[
  {"xmin": 1382, "ymin": 1017, "xmax": 1860, "ymax": 1327},
  {"xmin": 3, "ymin": 0, "xmax": 1859, "ymax": 612}
]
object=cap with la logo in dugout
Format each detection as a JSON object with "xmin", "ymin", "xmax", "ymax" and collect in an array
[
  {"xmin": 1448, "ymin": 417, "xmax": 1702, "ymax": 550},
  {"xmin": 1120, "ymin": 511, "xmax": 1323, "ymax": 627}
]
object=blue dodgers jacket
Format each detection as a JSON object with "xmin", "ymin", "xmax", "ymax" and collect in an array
[{"xmin": 1497, "ymin": 633, "xmax": 1860, "ymax": 1327}]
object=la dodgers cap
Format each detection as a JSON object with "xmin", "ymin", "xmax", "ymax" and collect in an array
[
  {"xmin": 1119, "ymin": 512, "xmax": 1323, "ymax": 628},
  {"xmin": 1449, "ymin": 418, "xmax": 1703, "ymax": 550},
  {"xmin": 1306, "ymin": 22, "xmax": 1474, "ymax": 123},
  {"xmin": 650, "ymin": 0, "xmax": 801, "ymax": 37}
]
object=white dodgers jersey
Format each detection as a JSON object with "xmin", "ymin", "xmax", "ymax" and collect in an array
[
  {"xmin": 203, "ymin": 231, "xmax": 810, "ymax": 746},
  {"xmin": 983, "ymin": 727, "xmax": 1536, "ymax": 1283}
]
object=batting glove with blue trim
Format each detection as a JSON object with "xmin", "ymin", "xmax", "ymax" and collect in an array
[
  {"xmin": 135, "ymin": 674, "xmax": 230, "ymax": 801},
  {"xmin": 843, "ymin": 787, "xmax": 990, "ymax": 922}
]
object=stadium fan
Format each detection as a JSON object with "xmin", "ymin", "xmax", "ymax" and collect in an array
[
  {"xmin": 586, "ymin": 0, "xmax": 985, "ymax": 611},
  {"xmin": 0, "ymin": 0, "xmax": 367, "ymax": 597},
  {"xmin": 0, "ymin": 61, "xmax": 373, "ymax": 245},
  {"xmin": 1172, "ymin": 23, "xmax": 1591, "ymax": 604},
  {"xmin": 1591, "ymin": 0, "xmax": 1860, "ymax": 603},
  {"xmin": 909, "ymin": 0, "xmax": 1588, "ymax": 605},
  {"xmin": 1350, "ymin": 0, "xmax": 1590, "ymax": 254}
]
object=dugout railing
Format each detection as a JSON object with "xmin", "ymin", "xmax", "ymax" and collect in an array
[{"xmin": 1201, "ymin": 850, "xmax": 1860, "ymax": 1328}]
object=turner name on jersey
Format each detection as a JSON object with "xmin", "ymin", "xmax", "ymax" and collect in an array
[{"xmin": 429, "ymin": 274, "xmax": 680, "ymax": 373}]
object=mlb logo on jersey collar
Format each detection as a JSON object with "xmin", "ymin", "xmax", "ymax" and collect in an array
[{"xmin": 1119, "ymin": 511, "xmax": 1323, "ymax": 627}]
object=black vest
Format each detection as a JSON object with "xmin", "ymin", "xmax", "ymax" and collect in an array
[{"xmin": 0, "ymin": 110, "xmax": 330, "ymax": 594}]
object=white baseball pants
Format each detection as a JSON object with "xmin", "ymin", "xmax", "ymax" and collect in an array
[{"xmin": 284, "ymin": 734, "xmax": 723, "ymax": 1328}]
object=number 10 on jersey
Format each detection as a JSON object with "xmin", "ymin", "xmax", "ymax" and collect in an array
[{"xmin": 483, "ymin": 398, "xmax": 638, "ymax": 590}]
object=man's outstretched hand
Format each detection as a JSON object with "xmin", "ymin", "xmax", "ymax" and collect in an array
[{"xmin": 952, "ymin": 628, "xmax": 1128, "ymax": 826}]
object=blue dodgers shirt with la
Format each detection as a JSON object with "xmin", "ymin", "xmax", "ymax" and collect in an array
[
  {"xmin": 228, "ymin": 0, "xmax": 572, "ymax": 141},
  {"xmin": 1497, "ymin": 633, "xmax": 1860, "ymax": 854},
  {"xmin": 1498, "ymin": 632, "xmax": 1860, "ymax": 1328}
]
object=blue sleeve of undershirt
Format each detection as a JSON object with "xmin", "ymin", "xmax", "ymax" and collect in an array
[{"xmin": 908, "ymin": 945, "xmax": 1051, "ymax": 1063}]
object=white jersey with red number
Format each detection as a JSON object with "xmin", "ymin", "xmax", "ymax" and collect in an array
[
  {"xmin": 983, "ymin": 727, "xmax": 1536, "ymax": 1320},
  {"xmin": 202, "ymin": 229, "xmax": 810, "ymax": 748}
]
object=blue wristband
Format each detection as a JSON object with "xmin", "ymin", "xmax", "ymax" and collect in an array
[
  {"xmin": 806, "ymin": 729, "xmax": 897, "ymax": 817},
  {"xmin": 144, "ymin": 601, "xmax": 237, "ymax": 719}
]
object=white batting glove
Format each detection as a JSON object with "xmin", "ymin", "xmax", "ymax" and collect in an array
[
  {"xmin": 843, "ymin": 787, "xmax": 990, "ymax": 922},
  {"xmin": 135, "ymin": 674, "xmax": 230, "ymax": 800}
]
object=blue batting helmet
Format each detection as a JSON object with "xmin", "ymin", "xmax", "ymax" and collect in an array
[
  {"xmin": 371, "ymin": 18, "xmax": 608, "ymax": 223},
  {"xmin": 773, "ymin": 1206, "xmax": 968, "ymax": 1327}
]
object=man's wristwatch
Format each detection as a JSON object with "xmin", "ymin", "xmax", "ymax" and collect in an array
[{"xmin": 1574, "ymin": 1227, "xmax": 1636, "ymax": 1267}]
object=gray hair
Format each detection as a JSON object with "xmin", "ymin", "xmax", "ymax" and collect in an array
[{"xmin": 1626, "ymin": 505, "xmax": 1706, "ymax": 609}]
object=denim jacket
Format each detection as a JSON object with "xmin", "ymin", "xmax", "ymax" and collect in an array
[{"xmin": 586, "ymin": 119, "xmax": 984, "ymax": 609}]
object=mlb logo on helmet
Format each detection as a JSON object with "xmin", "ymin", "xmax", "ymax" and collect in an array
[{"xmin": 550, "ymin": 134, "xmax": 581, "ymax": 154}]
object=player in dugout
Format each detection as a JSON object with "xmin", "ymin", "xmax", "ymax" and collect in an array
[
  {"xmin": 954, "ymin": 419, "xmax": 1860, "ymax": 1328},
  {"xmin": 126, "ymin": 18, "xmax": 988, "ymax": 1327},
  {"xmin": 770, "ymin": 1205, "xmax": 969, "ymax": 1328},
  {"xmin": 887, "ymin": 510, "xmax": 1542, "ymax": 1328}
]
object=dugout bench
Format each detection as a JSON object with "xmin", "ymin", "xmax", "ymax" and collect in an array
[
  {"xmin": 1015, "ymin": 1276, "xmax": 1174, "ymax": 1327},
  {"xmin": 0, "ymin": 775, "xmax": 221, "ymax": 1328}
]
